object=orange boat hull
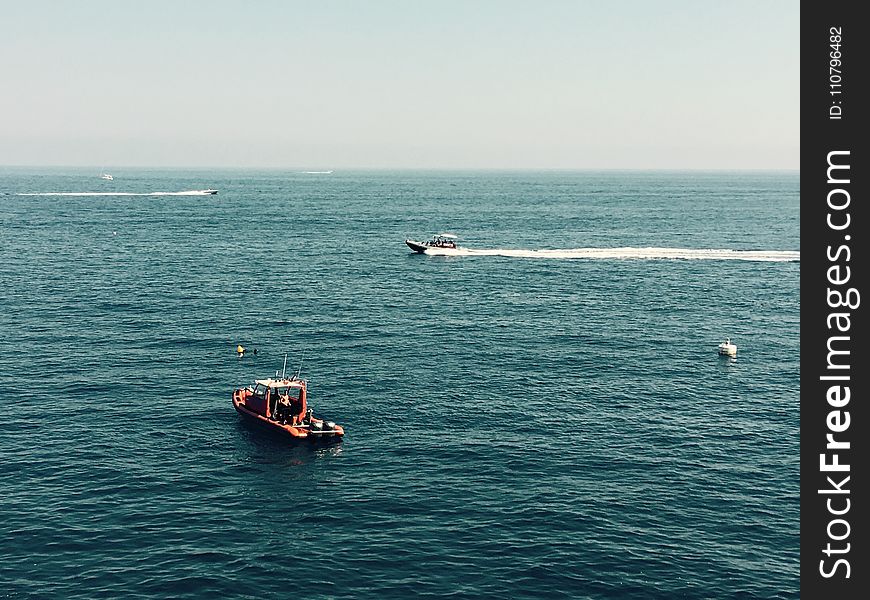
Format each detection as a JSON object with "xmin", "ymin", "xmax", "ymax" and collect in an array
[{"xmin": 232, "ymin": 391, "xmax": 344, "ymax": 441}]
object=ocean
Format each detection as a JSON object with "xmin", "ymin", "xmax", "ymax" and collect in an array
[{"xmin": 0, "ymin": 169, "xmax": 799, "ymax": 599}]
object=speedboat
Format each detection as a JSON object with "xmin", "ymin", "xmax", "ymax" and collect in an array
[
  {"xmin": 100, "ymin": 172, "xmax": 113, "ymax": 181},
  {"xmin": 405, "ymin": 233, "xmax": 460, "ymax": 253},
  {"xmin": 232, "ymin": 369, "xmax": 344, "ymax": 441},
  {"xmin": 201, "ymin": 189, "xmax": 218, "ymax": 195},
  {"xmin": 718, "ymin": 338, "xmax": 737, "ymax": 357}
]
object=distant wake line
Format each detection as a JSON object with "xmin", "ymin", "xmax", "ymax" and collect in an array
[
  {"xmin": 16, "ymin": 190, "xmax": 217, "ymax": 196},
  {"xmin": 423, "ymin": 246, "xmax": 800, "ymax": 262}
]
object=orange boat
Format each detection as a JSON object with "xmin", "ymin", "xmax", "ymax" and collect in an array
[{"xmin": 232, "ymin": 375, "xmax": 345, "ymax": 441}]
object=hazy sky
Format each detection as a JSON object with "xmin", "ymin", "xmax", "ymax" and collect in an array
[{"xmin": 0, "ymin": 1, "xmax": 799, "ymax": 169}]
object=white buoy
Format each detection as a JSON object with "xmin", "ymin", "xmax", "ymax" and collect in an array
[{"xmin": 718, "ymin": 338, "xmax": 737, "ymax": 357}]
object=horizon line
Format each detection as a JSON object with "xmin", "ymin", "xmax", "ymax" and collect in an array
[{"xmin": 0, "ymin": 164, "xmax": 800, "ymax": 172}]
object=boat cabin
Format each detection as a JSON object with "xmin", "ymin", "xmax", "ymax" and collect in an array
[
  {"xmin": 243, "ymin": 378, "xmax": 308, "ymax": 424},
  {"xmin": 428, "ymin": 233, "xmax": 458, "ymax": 248}
]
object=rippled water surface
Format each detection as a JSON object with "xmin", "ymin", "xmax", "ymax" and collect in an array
[{"xmin": 0, "ymin": 169, "xmax": 799, "ymax": 599}]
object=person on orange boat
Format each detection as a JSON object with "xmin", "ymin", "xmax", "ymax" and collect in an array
[
  {"xmin": 276, "ymin": 393, "xmax": 292, "ymax": 423},
  {"xmin": 284, "ymin": 396, "xmax": 294, "ymax": 424}
]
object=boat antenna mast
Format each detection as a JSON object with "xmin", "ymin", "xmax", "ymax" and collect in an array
[
  {"xmin": 281, "ymin": 353, "xmax": 288, "ymax": 379},
  {"xmin": 293, "ymin": 351, "xmax": 305, "ymax": 380}
]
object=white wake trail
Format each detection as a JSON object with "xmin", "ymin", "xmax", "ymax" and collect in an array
[
  {"xmin": 423, "ymin": 246, "xmax": 800, "ymax": 262},
  {"xmin": 16, "ymin": 190, "xmax": 218, "ymax": 196}
]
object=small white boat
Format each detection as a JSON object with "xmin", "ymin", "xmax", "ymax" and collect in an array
[
  {"xmin": 718, "ymin": 338, "xmax": 737, "ymax": 357},
  {"xmin": 100, "ymin": 172, "xmax": 113, "ymax": 181},
  {"xmin": 405, "ymin": 233, "xmax": 460, "ymax": 253}
]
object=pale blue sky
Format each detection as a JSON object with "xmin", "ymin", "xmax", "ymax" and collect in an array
[{"xmin": 0, "ymin": 1, "xmax": 799, "ymax": 169}]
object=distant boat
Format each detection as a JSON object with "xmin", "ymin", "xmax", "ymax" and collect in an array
[
  {"xmin": 150, "ymin": 189, "xmax": 218, "ymax": 196},
  {"xmin": 302, "ymin": 170, "xmax": 333, "ymax": 174},
  {"xmin": 100, "ymin": 172, "xmax": 113, "ymax": 181},
  {"xmin": 718, "ymin": 338, "xmax": 737, "ymax": 357},
  {"xmin": 405, "ymin": 233, "xmax": 460, "ymax": 253}
]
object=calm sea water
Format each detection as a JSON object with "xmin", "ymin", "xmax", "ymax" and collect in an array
[{"xmin": 0, "ymin": 169, "xmax": 799, "ymax": 599}]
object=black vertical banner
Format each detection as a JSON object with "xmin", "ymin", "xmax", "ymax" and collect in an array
[{"xmin": 802, "ymin": 2, "xmax": 867, "ymax": 598}]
